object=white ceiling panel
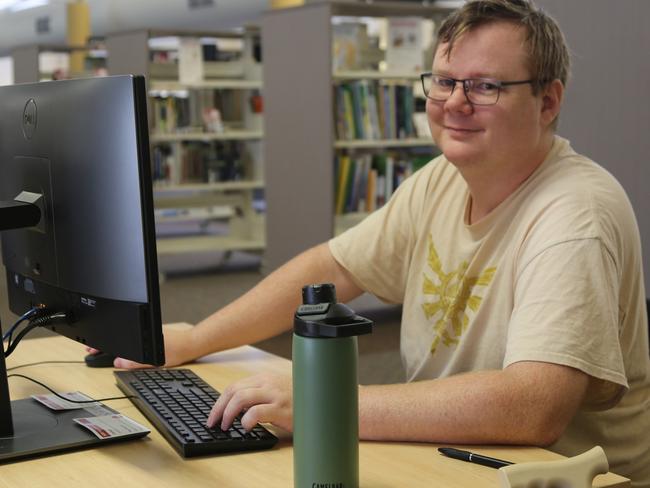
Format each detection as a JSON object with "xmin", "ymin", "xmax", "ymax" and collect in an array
[{"xmin": 0, "ymin": 0, "xmax": 268, "ymax": 55}]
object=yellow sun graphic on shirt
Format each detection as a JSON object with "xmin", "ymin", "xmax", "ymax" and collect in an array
[{"xmin": 422, "ymin": 236, "xmax": 496, "ymax": 355}]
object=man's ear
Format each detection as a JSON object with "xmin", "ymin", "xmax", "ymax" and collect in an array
[{"xmin": 541, "ymin": 79, "xmax": 564, "ymax": 128}]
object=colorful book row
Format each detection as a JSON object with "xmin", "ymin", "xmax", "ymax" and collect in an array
[
  {"xmin": 334, "ymin": 80, "xmax": 417, "ymax": 141},
  {"xmin": 334, "ymin": 153, "xmax": 432, "ymax": 215}
]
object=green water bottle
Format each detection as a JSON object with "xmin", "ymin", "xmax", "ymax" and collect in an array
[{"xmin": 292, "ymin": 283, "xmax": 373, "ymax": 488}]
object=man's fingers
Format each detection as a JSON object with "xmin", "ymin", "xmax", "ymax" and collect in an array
[
  {"xmin": 205, "ymin": 374, "xmax": 289, "ymax": 431},
  {"xmin": 206, "ymin": 379, "xmax": 255, "ymax": 428},
  {"xmin": 220, "ymin": 387, "xmax": 269, "ymax": 430},
  {"xmin": 240, "ymin": 404, "xmax": 275, "ymax": 431},
  {"xmin": 113, "ymin": 357, "xmax": 151, "ymax": 369}
]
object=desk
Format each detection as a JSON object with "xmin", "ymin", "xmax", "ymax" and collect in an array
[{"xmin": 1, "ymin": 332, "xmax": 630, "ymax": 488}]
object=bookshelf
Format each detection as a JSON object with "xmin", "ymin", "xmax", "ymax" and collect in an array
[
  {"xmin": 262, "ymin": 1, "xmax": 453, "ymax": 272},
  {"xmin": 11, "ymin": 40, "xmax": 107, "ymax": 83},
  {"xmin": 106, "ymin": 28, "xmax": 265, "ymax": 265}
]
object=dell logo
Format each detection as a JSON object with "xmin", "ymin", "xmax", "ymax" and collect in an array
[{"xmin": 22, "ymin": 98, "xmax": 37, "ymax": 140}]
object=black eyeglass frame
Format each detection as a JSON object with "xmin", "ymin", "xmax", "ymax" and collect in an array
[{"xmin": 420, "ymin": 71, "xmax": 539, "ymax": 106}]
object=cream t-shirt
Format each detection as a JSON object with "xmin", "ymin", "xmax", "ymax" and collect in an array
[{"xmin": 329, "ymin": 137, "xmax": 650, "ymax": 486}]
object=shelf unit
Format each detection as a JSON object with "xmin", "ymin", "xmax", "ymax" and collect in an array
[
  {"xmin": 262, "ymin": 0, "xmax": 453, "ymax": 272},
  {"xmin": 106, "ymin": 28, "xmax": 265, "ymax": 263},
  {"xmin": 11, "ymin": 40, "xmax": 107, "ymax": 83}
]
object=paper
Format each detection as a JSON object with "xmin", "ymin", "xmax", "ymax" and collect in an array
[
  {"xmin": 73, "ymin": 414, "xmax": 150, "ymax": 440},
  {"xmin": 32, "ymin": 391, "xmax": 100, "ymax": 410},
  {"xmin": 179, "ymin": 37, "xmax": 204, "ymax": 84},
  {"xmin": 385, "ymin": 17, "xmax": 424, "ymax": 72}
]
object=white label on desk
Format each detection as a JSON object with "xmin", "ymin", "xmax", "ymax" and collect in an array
[
  {"xmin": 32, "ymin": 391, "xmax": 100, "ymax": 410},
  {"xmin": 73, "ymin": 414, "xmax": 150, "ymax": 439}
]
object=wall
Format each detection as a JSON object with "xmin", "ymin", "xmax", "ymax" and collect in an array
[{"xmin": 536, "ymin": 0, "xmax": 650, "ymax": 293}]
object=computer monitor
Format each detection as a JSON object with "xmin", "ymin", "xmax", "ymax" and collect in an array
[{"xmin": 0, "ymin": 75, "xmax": 165, "ymax": 461}]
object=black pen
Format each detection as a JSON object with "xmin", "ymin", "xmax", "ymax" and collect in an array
[{"xmin": 438, "ymin": 447, "xmax": 514, "ymax": 469}]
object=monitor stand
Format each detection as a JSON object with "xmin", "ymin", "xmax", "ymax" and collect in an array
[
  {"xmin": 0, "ymin": 338, "xmax": 149, "ymax": 462},
  {"xmin": 0, "ymin": 197, "xmax": 146, "ymax": 461}
]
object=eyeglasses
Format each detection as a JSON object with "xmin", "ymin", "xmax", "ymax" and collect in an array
[{"xmin": 420, "ymin": 72, "xmax": 537, "ymax": 106}]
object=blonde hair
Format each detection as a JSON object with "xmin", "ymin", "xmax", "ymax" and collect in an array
[{"xmin": 435, "ymin": 0, "xmax": 570, "ymax": 95}]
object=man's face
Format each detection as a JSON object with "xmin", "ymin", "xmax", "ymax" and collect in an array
[{"xmin": 427, "ymin": 21, "xmax": 548, "ymax": 171}]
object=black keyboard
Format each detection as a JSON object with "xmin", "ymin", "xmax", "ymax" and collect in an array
[{"xmin": 114, "ymin": 369, "xmax": 278, "ymax": 457}]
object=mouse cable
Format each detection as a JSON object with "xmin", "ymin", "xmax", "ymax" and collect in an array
[
  {"xmin": 7, "ymin": 360, "xmax": 85, "ymax": 372},
  {"xmin": 8, "ymin": 373, "xmax": 136, "ymax": 403}
]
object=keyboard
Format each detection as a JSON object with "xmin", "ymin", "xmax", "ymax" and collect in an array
[{"xmin": 114, "ymin": 369, "xmax": 278, "ymax": 457}]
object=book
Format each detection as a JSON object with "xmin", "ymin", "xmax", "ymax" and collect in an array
[
  {"xmin": 366, "ymin": 168, "xmax": 377, "ymax": 212},
  {"xmin": 335, "ymin": 85, "xmax": 348, "ymax": 140},
  {"xmin": 386, "ymin": 84, "xmax": 397, "ymax": 139},
  {"xmin": 332, "ymin": 22, "xmax": 364, "ymax": 71},
  {"xmin": 335, "ymin": 155, "xmax": 351, "ymax": 215},
  {"xmin": 365, "ymin": 81, "xmax": 381, "ymax": 140},
  {"xmin": 344, "ymin": 158, "xmax": 358, "ymax": 213},
  {"xmin": 359, "ymin": 81, "xmax": 373, "ymax": 140},
  {"xmin": 385, "ymin": 155, "xmax": 394, "ymax": 200},
  {"xmin": 341, "ymin": 85, "xmax": 356, "ymax": 140}
]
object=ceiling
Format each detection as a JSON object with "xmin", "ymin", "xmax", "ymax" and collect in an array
[{"xmin": 0, "ymin": 0, "xmax": 269, "ymax": 56}]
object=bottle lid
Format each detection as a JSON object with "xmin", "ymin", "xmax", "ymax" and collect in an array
[{"xmin": 294, "ymin": 283, "xmax": 372, "ymax": 338}]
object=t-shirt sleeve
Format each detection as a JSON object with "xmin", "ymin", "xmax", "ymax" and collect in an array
[
  {"xmin": 504, "ymin": 237, "xmax": 628, "ymax": 410},
  {"xmin": 329, "ymin": 164, "xmax": 429, "ymax": 304}
]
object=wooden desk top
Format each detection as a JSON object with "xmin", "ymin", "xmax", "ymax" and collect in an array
[{"xmin": 1, "ymin": 328, "xmax": 630, "ymax": 488}]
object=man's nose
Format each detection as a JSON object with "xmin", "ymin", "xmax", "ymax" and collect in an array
[{"xmin": 445, "ymin": 82, "xmax": 473, "ymax": 113}]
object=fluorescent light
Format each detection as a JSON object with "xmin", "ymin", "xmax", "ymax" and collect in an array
[
  {"xmin": 11, "ymin": 0, "xmax": 49, "ymax": 12},
  {"xmin": 0, "ymin": 0, "xmax": 50, "ymax": 12}
]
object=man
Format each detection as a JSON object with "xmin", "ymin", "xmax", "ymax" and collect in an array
[{"xmin": 117, "ymin": 0, "xmax": 650, "ymax": 484}]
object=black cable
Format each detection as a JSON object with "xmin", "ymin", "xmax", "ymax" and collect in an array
[
  {"xmin": 2, "ymin": 306, "xmax": 42, "ymax": 343},
  {"xmin": 4, "ymin": 321, "xmax": 45, "ymax": 357},
  {"xmin": 8, "ymin": 373, "xmax": 136, "ymax": 403},
  {"xmin": 7, "ymin": 360, "xmax": 85, "ymax": 372},
  {"xmin": 4, "ymin": 312, "xmax": 67, "ymax": 358}
]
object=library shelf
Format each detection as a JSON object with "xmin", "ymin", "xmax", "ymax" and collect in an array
[
  {"xmin": 150, "ymin": 130, "xmax": 264, "ymax": 143},
  {"xmin": 156, "ymin": 235, "xmax": 265, "ymax": 256},
  {"xmin": 149, "ymin": 79, "xmax": 263, "ymax": 91},
  {"xmin": 107, "ymin": 28, "xmax": 265, "ymax": 268},
  {"xmin": 334, "ymin": 138, "xmax": 434, "ymax": 149},
  {"xmin": 333, "ymin": 70, "xmax": 422, "ymax": 81},
  {"xmin": 154, "ymin": 180, "xmax": 265, "ymax": 193},
  {"xmin": 262, "ymin": 1, "xmax": 455, "ymax": 272}
]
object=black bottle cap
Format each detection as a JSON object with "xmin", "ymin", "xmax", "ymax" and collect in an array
[
  {"xmin": 294, "ymin": 284, "xmax": 372, "ymax": 338},
  {"xmin": 302, "ymin": 283, "xmax": 336, "ymax": 305}
]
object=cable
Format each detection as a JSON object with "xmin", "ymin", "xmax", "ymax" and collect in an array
[
  {"xmin": 2, "ymin": 306, "xmax": 43, "ymax": 343},
  {"xmin": 8, "ymin": 373, "xmax": 136, "ymax": 403},
  {"xmin": 7, "ymin": 360, "xmax": 85, "ymax": 372},
  {"xmin": 4, "ymin": 312, "xmax": 68, "ymax": 358}
]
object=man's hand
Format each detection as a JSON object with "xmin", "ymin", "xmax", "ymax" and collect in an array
[
  {"xmin": 206, "ymin": 373, "xmax": 292, "ymax": 432},
  {"xmin": 85, "ymin": 327, "xmax": 198, "ymax": 369}
]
